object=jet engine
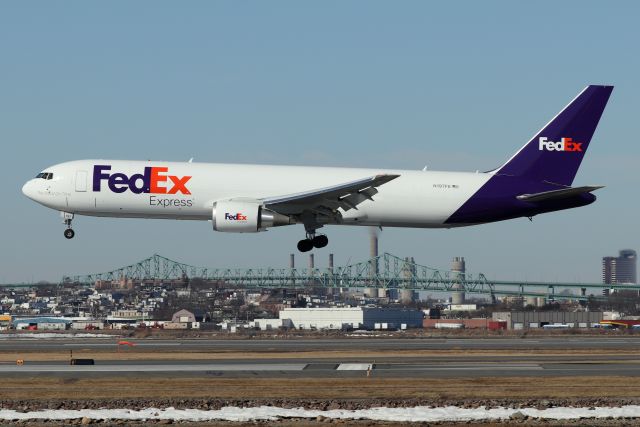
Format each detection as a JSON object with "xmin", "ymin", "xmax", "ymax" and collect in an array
[{"xmin": 212, "ymin": 200, "xmax": 291, "ymax": 232}]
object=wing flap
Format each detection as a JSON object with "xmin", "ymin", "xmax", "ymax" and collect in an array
[{"xmin": 516, "ymin": 185, "xmax": 604, "ymax": 203}]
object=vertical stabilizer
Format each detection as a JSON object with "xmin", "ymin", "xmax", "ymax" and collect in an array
[{"xmin": 496, "ymin": 85, "xmax": 613, "ymax": 186}]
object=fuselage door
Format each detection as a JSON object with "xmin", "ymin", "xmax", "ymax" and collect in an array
[{"xmin": 75, "ymin": 170, "xmax": 88, "ymax": 192}]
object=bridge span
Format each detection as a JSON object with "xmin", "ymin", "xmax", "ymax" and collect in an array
[{"xmin": 53, "ymin": 253, "xmax": 640, "ymax": 301}]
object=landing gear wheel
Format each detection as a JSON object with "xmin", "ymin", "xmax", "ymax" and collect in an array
[
  {"xmin": 312, "ymin": 234, "xmax": 328, "ymax": 248},
  {"xmin": 297, "ymin": 239, "xmax": 313, "ymax": 252},
  {"xmin": 61, "ymin": 212, "xmax": 75, "ymax": 240}
]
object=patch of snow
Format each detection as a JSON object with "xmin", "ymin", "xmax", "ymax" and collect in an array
[{"xmin": 0, "ymin": 405, "xmax": 638, "ymax": 422}]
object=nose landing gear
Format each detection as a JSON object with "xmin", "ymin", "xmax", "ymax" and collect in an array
[
  {"xmin": 297, "ymin": 232, "xmax": 329, "ymax": 252},
  {"xmin": 61, "ymin": 212, "xmax": 75, "ymax": 239}
]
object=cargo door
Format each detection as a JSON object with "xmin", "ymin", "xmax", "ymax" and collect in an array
[{"xmin": 75, "ymin": 170, "xmax": 88, "ymax": 192}]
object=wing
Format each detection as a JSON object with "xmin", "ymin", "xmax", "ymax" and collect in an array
[
  {"xmin": 263, "ymin": 174, "xmax": 399, "ymax": 225},
  {"xmin": 516, "ymin": 185, "xmax": 604, "ymax": 203}
]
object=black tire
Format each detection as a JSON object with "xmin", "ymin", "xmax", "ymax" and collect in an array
[
  {"xmin": 297, "ymin": 239, "xmax": 313, "ymax": 252},
  {"xmin": 64, "ymin": 229, "xmax": 75, "ymax": 239},
  {"xmin": 312, "ymin": 235, "xmax": 329, "ymax": 248}
]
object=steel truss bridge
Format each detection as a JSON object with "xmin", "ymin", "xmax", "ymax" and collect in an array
[{"xmin": 63, "ymin": 253, "xmax": 640, "ymax": 301}]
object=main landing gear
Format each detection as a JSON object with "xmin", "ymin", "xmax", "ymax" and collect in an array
[
  {"xmin": 297, "ymin": 233, "xmax": 328, "ymax": 252},
  {"xmin": 62, "ymin": 212, "xmax": 75, "ymax": 239}
]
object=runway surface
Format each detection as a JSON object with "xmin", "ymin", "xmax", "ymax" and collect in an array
[
  {"xmin": 2, "ymin": 336, "xmax": 640, "ymax": 351},
  {"xmin": 1, "ymin": 336, "xmax": 639, "ymax": 378},
  {"xmin": 1, "ymin": 356, "xmax": 639, "ymax": 378}
]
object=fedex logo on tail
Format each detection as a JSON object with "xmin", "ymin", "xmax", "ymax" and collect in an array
[
  {"xmin": 538, "ymin": 137, "xmax": 583, "ymax": 152},
  {"xmin": 93, "ymin": 165, "xmax": 192, "ymax": 194},
  {"xmin": 225, "ymin": 213, "xmax": 248, "ymax": 221}
]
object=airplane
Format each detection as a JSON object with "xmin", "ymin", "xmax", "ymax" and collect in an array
[{"xmin": 22, "ymin": 85, "xmax": 613, "ymax": 252}]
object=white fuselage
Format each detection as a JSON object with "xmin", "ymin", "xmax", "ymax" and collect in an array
[{"xmin": 22, "ymin": 160, "xmax": 492, "ymax": 228}]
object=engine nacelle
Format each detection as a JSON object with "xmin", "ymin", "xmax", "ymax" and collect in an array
[{"xmin": 212, "ymin": 200, "xmax": 291, "ymax": 233}]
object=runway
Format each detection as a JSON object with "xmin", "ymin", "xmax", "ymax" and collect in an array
[
  {"xmin": 1, "ymin": 356, "xmax": 639, "ymax": 378},
  {"xmin": 2, "ymin": 336, "xmax": 640, "ymax": 378},
  {"xmin": 2, "ymin": 336, "xmax": 640, "ymax": 351}
]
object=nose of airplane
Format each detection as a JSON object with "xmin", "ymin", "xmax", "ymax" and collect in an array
[{"xmin": 22, "ymin": 180, "xmax": 37, "ymax": 201}]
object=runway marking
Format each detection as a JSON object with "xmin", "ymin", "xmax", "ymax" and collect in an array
[{"xmin": 336, "ymin": 363, "xmax": 374, "ymax": 371}]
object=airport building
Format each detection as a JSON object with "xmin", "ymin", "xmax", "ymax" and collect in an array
[
  {"xmin": 277, "ymin": 307, "xmax": 423, "ymax": 330},
  {"xmin": 492, "ymin": 311, "xmax": 604, "ymax": 330},
  {"xmin": 602, "ymin": 249, "xmax": 637, "ymax": 284}
]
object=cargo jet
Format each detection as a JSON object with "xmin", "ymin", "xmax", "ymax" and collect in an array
[{"xmin": 22, "ymin": 85, "xmax": 613, "ymax": 252}]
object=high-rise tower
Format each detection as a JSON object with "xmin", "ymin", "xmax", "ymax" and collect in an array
[{"xmin": 603, "ymin": 249, "xmax": 637, "ymax": 284}]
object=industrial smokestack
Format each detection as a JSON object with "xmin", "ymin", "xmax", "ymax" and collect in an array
[
  {"xmin": 329, "ymin": 253, "xmax": 334, "ymax": 270},
  {"xmin": 289, "ymin": 254, "xmax": 295, "ymax": 269},
  {"xmin": 309, "ymin": 253, "xmax": 315, "ymax": 270},
  {"xmin": 365, "ymin": 227, "xmax": 379, "ymax": 298},
  {"xmin": 370, "ymin": 228, "xmax": 379, "ymax": 271}
]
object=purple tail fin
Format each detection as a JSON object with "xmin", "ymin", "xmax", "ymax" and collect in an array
[{"xmin": 496, "ymin": 85, "xmax": 613, "ymax": 186}]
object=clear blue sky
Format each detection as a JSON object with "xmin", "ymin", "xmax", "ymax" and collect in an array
[{"xmin": 1, "ymin": 1, "xmax": 638, "ymax": 283}]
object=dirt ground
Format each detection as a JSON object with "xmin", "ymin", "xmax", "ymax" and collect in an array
[{"xmin": 1, "ymin": 375, "xmax": 640, "ymax": 401}]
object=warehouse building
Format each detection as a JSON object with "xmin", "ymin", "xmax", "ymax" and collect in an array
[
  {"xmin": 492, "ymin": 311, "xmax": 604, "ymax": 330},
  {"xmin": 12, "ymin": 317, "xmax": 71, "ymax": 331},
  {"xmin": 279, "ymin": 307, "xmax": 423, "ymax": 330}
]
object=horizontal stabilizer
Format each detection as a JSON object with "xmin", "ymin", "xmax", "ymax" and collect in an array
[{"xmin": 516, "ymin": 186, "xmax": 604, "ymax": 203}]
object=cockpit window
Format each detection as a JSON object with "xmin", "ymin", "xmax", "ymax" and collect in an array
[{"xmin": 35, "ymin": 172, "xmax": 53, "ymax": 180}]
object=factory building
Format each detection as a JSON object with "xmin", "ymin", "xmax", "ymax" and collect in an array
[
  {"xmin": 278, "ymin": 307, "xmax": 423, "ymax": 330},
  {"xmin": 492, "ymin": 311, "xmax": 603, "ymax": 330}
]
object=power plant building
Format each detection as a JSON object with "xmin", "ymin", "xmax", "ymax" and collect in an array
[{"xmin": 603, "ymin": 249, "xmax": 637, "ymax": 284}]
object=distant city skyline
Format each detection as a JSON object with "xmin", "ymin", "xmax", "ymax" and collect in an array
[{"xmin": 1, "ymin": 2, "xmax": 638, "ymax": 283}]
